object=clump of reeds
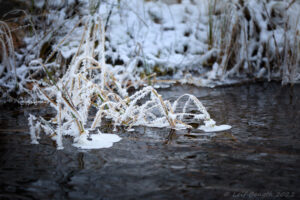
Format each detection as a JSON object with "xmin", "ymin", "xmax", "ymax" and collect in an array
[
  {"xmin": 206, "ymin": 0, "xmax": 300, "ymax": 85},
  {"xmin": 28, "ymin": 14, "xmax": 220, "ymax": 149},
  {"xmin": 0, "ymin": 9, "xmax": 43, "ymax": 103}
]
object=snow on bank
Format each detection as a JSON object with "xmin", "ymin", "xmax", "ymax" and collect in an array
[
  {"xmin": 1, "ymin": 0, "xmax": 300, "ymax": 104},
  {"xmin": 99, "ymin": 0, "xmax": 210, "ymax": 73},
  {"xmin": 94, "ymin": 0, "xmax": 300, "ymax": 85}
]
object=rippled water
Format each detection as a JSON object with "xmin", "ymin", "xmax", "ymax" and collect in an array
[{"xmin": 0, "ymin": 82, "xmax": 299, "ymax": 199}]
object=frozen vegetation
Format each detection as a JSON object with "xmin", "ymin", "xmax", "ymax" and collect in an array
[
  {"xmin": 26, "ymin": 14, "xmax": 230, "ymax": 149},
  {"xmin": 0, "ymin": 0, "xmax": 299, "ymax": 148}
]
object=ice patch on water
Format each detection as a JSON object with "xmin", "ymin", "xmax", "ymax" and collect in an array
[
  {"xmin": 199, "ymin": 124, "xmax": 232, "ymax": 132},
  {"xmin": 73, "ymin": 133, "xmax": 121, "ymax": 149},
  {"xmin": 198, "ymin": 119, "xmax": 231, "ymax": 132}
]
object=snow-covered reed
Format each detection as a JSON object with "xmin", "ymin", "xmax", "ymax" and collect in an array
[{"xmin": 28, "ymin": 14, "xmax": 229, "ymax": 149}]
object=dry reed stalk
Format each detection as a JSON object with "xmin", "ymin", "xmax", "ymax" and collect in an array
[
  {"xmin": 151, "ymin": 88, "xmax": 176, "ymax": 128},
  {"xmin": 61, "ymin": 95, "xmax": 82, "ymax": 121},
  {"xmin": 221, "ymin": 17, "xmax": 239, "ymax": 76},
  {"xmin": 3, "ymin": 9, "xmax": 38, "ymax": 39},
  {"xmin": 36, "ymin": 85, "xmax": 57, "ymax": 106},
  {"xmin": 0, "ymin": 21, "xmax": 16, "ymax": 80},
  {"xmin": 174, "ymin": 119, "xmax": 192, "ymax": 129},
  {"xmin": 45, "ymin": 19, "xmax": 82, "ymax": 64},
  {"xmin": 57, "ymin": 101, "xmax": 62, "ymax": 146},
  {"xmin": 91, "ymin": 104, "xmax": 107, "ymax": 129}
]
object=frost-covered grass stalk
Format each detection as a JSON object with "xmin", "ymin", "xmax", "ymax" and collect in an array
[{"xmin": 28, "ymin": 13, "xmax": 229, "ymax": 149}]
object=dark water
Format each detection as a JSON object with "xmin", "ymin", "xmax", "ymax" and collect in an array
[{"xmin": 0, "ymin": 82, "xmax": 300, "ymax": 200}]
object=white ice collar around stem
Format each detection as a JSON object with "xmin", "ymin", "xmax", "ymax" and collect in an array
[
  {"xmin": 73, "ymin": 130, "xmax": 122, "ymax": 149},
  {"xmin": 199, "ymin": 119, "xmax": 232, "ymax": 132}
]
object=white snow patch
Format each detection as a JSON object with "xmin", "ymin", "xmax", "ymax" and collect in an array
[
  {"xmin": 199, "ymin": 124, "xmax": 232, "ymax": 132},
  {"xmin": 73, "ymin": 133, "xmax": 122, "ymax": 149}
]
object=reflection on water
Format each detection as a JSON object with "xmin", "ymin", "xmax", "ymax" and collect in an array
[{"xmin": 0, "ymin": 82, "xmax": 299, "ymax": 199}]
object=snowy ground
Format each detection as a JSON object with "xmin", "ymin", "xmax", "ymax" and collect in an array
[{"xmin": 1, "ymin": 0, "xmax": 300, "ymax": 102}]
